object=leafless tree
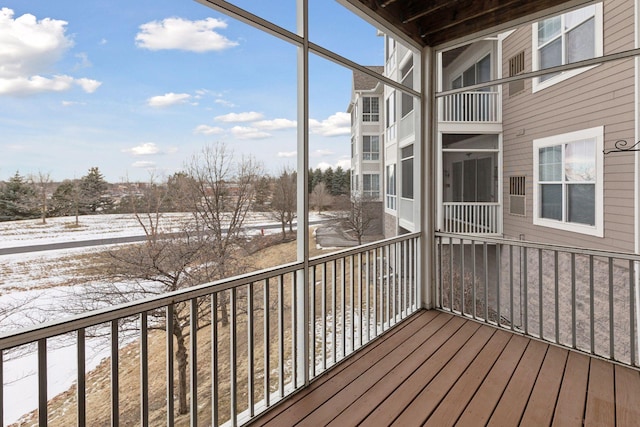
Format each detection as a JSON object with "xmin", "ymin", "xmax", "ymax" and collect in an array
[
  {"xmin": 62, "ymin": 176, "xmax": 215, "ymax": 415},
  {"xmin": 185, "ymin": 143, "xmax": 264, "ymax": 324},
  {"xmin": 269, "ymin": 168, "xmax": 296, "ymax": 240},
  {"xmin": 340, "ymin": 194, "xmax": 379, "ymax": 245},
  {"xmin": 310, "ymin": 181, "xmax": 332, "ymax": 214},
  {"xmin": 29, "ymin": 171, "xmax": 52, "ymax": 224}
]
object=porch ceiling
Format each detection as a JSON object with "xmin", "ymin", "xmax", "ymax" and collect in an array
[{"xmin": 348, "ymin": 0, "xmax": 589, "ymax": 47}]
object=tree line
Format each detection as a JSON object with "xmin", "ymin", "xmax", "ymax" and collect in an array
[{"xmin": 0, "ymin": 164, "xmax": 351, "ymax": 226}]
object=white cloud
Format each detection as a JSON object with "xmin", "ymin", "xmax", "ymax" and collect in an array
[
  {"xmin": 336, "ymin": 159, "xmax": 352, "ymax": 170},
  {"xmin": 313, "ymin": 149, "xmax": 334, "ymax": 157},
  {"xmin": 214, "ymin": 98, "xmax": 235, "ymax": 107},
  {"xmin": 230, "ymin": 126, "xmax": 270, "ymax": 140},
  {"xmin": 215, "ymin": 111, "xmax": 264, "ymax": 123},
  {"xmin": 309, "ymin": 112, "xmax": 351, "ymax": 136},
  {"xmin": 132, "ymin": 161, "xmax": 156, "ymax": 168},
  {"xmin": 278, "ymin": 151, "xmax": 297, "ymax": 158},
  {"xmin": 147, "ymin": 92, "xmax": 191, "ymax": 108},
  {"xmin": 122, "ymin": 142, "xmax": 160, "ymax": 156},
  {"xmin": 74, "ymin": 52, "xmax": 92, "ymax": 69},
  {"xmin": 253, "ymin": 118, "xmax": 297, "ymax": 131},
  {"xmin": 0, "ymin": 8, "xmax": 102, "ymax": 96},
  {"xmin": 315, "ymin": 162, "xmax": 332, "ymax": 171},
  {"xmin": 76, "ymin": 78, "xmax": 101, "ymax": 93},
  {"xmin": 194, "ymin": 124, "xmax": 224, "ymax": 135},
  {"xmin": 135, "ymin": 17, "xmax": 238, "ymax": 52},
  {"xmin": 61, "ymin": 100, "xmax": 85, "ymax": 107},
  {"xmin": 315, "ymin": 160, "xmax": 351, "ymax": 171}
]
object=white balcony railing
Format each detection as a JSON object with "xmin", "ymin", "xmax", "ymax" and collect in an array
[
  {"xmin": 442, "ymin": 202, "xmax": 500, "ymax": 234},
  {"xmin": 436, "ymin": 232, "xmax": 639, "ymax": 368},
  {"xmin": 0, "ymin": 233, "xmax": 420, "ymax": 426},
  {"xmin": 439, "ymin": 91, "xmax": 501, "ymax": 123}
]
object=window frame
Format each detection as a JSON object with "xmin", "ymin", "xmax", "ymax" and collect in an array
[
  {"xmin": 362, "ymin": 96, "xmax": 380, "ymax": 122},
  {"xmin": 362, "ymin": 135, "xmax": 380, "ymax": 161},
  {"xmin": 363, "ymin": 173, "xmax": 380, "ymax": 198},
  {"xmin": 532, "ymin": 126, "xmax": 603, "ymax": 237},
  {"xmin": 400, "ymin": 56, "xmax": 414, "ymax": 118},
  {"xmin": 401, "ymin": 144, "xmax": 414, "ymax": 200},
  {"xmin": 386, "ymin": 164, "xmax": 397, "ymax": 211},
  {"xmin": 531, "ymin": 3, "xmax": 603, "ymax": 92}
]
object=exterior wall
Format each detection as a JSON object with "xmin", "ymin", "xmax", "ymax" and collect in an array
[
  {"xmin": 383, "ymin": 211, "xmax": 397, "ymax": 238},
  {"xmin": 500, "ymin": 0, "xmax": 636, "ymax": 251},
  {"xmin": 350, "ymin": 87, "xmax": 384, "ymax": 201}
]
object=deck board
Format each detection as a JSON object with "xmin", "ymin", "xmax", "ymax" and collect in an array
[
  {"xmin": 552, "ymin": 351, "xmax": 590, "ymax": 426},
  {"xmin": 247, "ymin": 310, "xmax": 640, "ymax": 427}
]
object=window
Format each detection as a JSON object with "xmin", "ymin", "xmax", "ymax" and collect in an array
[
  {"xmin": 451, "ymin": 54, "xmax": 491, "ymax": 89},
  {"xmin": 401, "ymin": 145, "xmax": 414, "ymax": 199},
  {"xmin": 400, "ymin": 57, "xmax": 414, "ymax": 117},
  {"xmin": 351, "ymin": 137, "xmax": 355, "ymax": 158},
  {"xmin": 532, "ymin": 3, "xmax": 602, "ymax": 91},
  {"xmin": 362, "ymin": 97, "xmax": 379, "ymax": 122},
  {"xmin": 385, "ymin": 36, "xmax": 396, "ymax": 60},
  {"xmin": 386, "ymin": 164, "xmax": 396, "ymax": 210},
  {"xmin": 533, "ymin": 127, "xmax": 603, "ymax": 236},
  {"xmin": 363, "ymin": 135, "xmax": 380, "ymax": 161},
  {"xmin": 385, "ymin": 92, "xmax": 396, "ymax": 128},
  {"xmin": 363, "ymin": 173, "xmax": 380, "ymax": 198}
]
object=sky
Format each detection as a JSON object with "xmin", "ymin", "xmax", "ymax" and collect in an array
[{"xmin": 0, "ymin": 0, "xmax": 385, "ymax": 182}]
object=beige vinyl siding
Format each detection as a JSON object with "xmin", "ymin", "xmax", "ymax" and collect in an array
[{"xmin": 501, "ymin": 0, "xmax": 635, "ymax": 252}]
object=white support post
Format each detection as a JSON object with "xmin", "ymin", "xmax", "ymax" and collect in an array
[{"xmin": 296, "ymin": 0, "xmax": 310, "ymax": 388}]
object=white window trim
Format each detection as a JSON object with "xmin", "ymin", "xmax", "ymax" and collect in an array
[
  {"xmin": 362, "ymin": 134, "xmax": 380, "ymax": 161},
  {"xmin": 531, "ymin": 3, "xmax": 603, "ymax": 93},
  {"xmin": 362, "ymin": 96, "xmax": 380, "ymax": 122},
  {"xmin": 386, "ymin": 164, "xmax": 397, "ymax": 212},
  {"xmin": 532, "ymin": 126, "xmax": 604, "ymax": 237}
]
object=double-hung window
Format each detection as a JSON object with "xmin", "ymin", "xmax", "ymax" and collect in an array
[
  {"xmin": 532, "ymin": 3, "xmax": 602, "ymax": 91},
  {"xmin": 386, "ymin": 164, "xmax": 396, "ymax": 210},
  {"xmin": 400, "ymin": 57, "xmax": 414, "ymax": 117},
  {"xmin": 362, "ymin": 97, "xmax": 379, "ymax": 122},
  {"xmin": 363, "ymin": 135, "xmax": 380, "ymax": 161},
  {"xmin": 533, "ymin": 126, "xmax": 603, "ymax": 236},
  {"xmin": 363, "ymin": 173, "xmax": 380, "ymax": 198},
  {"xmin": 401, "ymin": 145, "xmax": 414, "ymax": 199}
]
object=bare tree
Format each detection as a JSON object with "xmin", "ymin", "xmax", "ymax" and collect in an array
[
  {"xmin": 340, "ymin": 194, "xmax": 379, "ymax": 245},
  {"xmin": 186, "ymin": 143, "xmax": 263, "ymax": 324},
  {"xmin": 310, "ymin": 181, "xmax": 332, "ymax": 214},
  {"xmin": 67, "ymin": 177, "xmax": 214, "ymax": 415},
  {"xmin": 269, "ymin": 168, "xmax": 296, "ymax": 240},
  {"xmin": 30, "ymin": 171, "xmax": 52, "ymax": 224}
]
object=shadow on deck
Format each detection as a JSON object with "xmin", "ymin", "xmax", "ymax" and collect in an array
[{"xmin": 248, "ymin": 310, "xmax": 640, "ymax": 426}]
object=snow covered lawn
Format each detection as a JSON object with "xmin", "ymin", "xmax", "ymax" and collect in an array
[{"xmin": 0, "ymin": 212, "xmax": 302, "ymax": 424}]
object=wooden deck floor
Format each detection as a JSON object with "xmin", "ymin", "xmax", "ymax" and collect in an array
[{"xmin": 248, "ymin": 310, "xmax": 640, "ymax": 427}]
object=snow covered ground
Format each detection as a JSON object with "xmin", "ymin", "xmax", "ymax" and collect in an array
[{"xmin": 0, "ymin": 212, "xmax": 323, "ymax": 425}]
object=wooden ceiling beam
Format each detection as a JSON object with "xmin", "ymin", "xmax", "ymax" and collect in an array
[
  {"xmin": 420, "ymin": 0, "xmax": 521, "ymax": 38},
  {"xmin": 403, "ymin": 0, "xmax": 460, "ymax": 24}
]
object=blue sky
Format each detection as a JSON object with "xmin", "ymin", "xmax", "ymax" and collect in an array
[{"xmin": 0, "ymin": 0, "xmax": 384, "ymax": 182}]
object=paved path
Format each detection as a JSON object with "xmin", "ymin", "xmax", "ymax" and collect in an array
[{"xmin": 0, "ymin": 219, "xmax": 331, "ymax": 255}]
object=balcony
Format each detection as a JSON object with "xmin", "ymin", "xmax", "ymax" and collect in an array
[
  {"xmin": 439, "ymin": 90, "xmax": 501, "ymax": 123},
  {"xmin": 442, "ymin": 202, "xmax": 501, "ymax": 235},
  {"xmin": 2, "ymin": 232, "xmax": 640, "ymax": 426}
]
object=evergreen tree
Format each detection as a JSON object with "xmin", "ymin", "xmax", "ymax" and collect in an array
[
  {"xmin": 0, "ymin": 172, "xmax": 38, "ymax": 221},
  {"xmin": 253, "ymin": 175, "xmax": 272, "ymax": 211},
  {"xmin": 309, "ymin": 168, "xmax": 322, "ymax": 194},
  {"xmin": 322, "ymin": 167, "xmax": 335, "ymax": 195},
  {"xmin": 332, "ymin": 166, "xmax": 350, "ymax": 196},
  {"xmin": 79, "ymin": 167, "xmax": 111, "ymax": 214}
]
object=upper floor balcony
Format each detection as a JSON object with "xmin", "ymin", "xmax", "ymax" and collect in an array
[
  {"xmin": 438, "ymin": 90, "xmax": 502, "ymax": 124},
  {"xmin": 2, "ymin": 232, "xmax": 639, "ymax": 426}
]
